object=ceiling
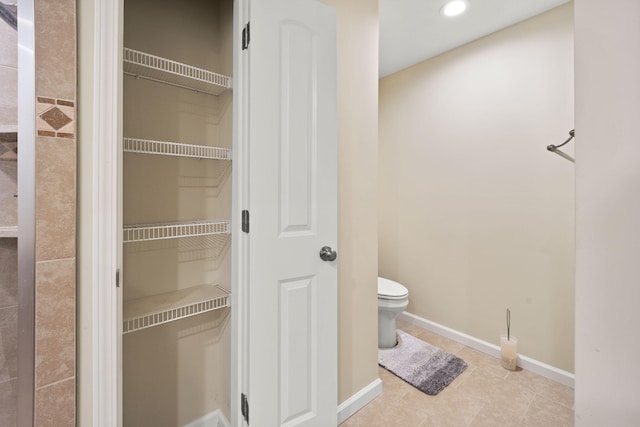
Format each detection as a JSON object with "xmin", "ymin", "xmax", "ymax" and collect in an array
[{"xmin": 379, "ymin": 0, "xmax": 571, "ymax": 77}]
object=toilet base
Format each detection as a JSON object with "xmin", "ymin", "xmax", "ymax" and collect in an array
[
  {"xmin": 377, "ymin": 277, "xmax": 409, "ymax": 349},
  {"xmin": 378, "ymin": 314, "xmax": 399, "ymax": 349}
]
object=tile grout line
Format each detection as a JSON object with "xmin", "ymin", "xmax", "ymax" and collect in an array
[
  {"xmin": 465, "ymin": 401, "xmax": 487, "ymax": 427},
  {"xmin": 533, "ymin": 389, "xmax": 575, "ymax": 411},
  {"xmin": 518, "ymin": 389, "xmax": 537, "ymax": 425},
  {"xmin": 35, "ymin": 256, "xmax": 75, "ymax": 265},
  {"xmin": 34, "ymin": 374, "xmax": 75, "ymax": 392},
  {"xmin": 0, "ymin": 376, "xmax": 17, "ymax": 385}
]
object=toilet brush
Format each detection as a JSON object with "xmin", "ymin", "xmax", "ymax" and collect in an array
[{"xmin": 500, "ymin": 308, "xmax": 517, "ymax": 370}]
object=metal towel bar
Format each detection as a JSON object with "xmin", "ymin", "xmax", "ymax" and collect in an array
[{"xmin": 547, "ymin": 129, "xmax": 575, "ymax": 163}]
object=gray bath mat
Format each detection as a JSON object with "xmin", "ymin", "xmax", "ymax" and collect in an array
[{"xmin": 379, "ymin": 330, "xmax": 467, "ymax": 395}]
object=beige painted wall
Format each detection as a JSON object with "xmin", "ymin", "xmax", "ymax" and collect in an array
[
  {"xmin": 121, "ymin": 0, "xmax": 232, "ymax": 424},
  {"xmin": 320, "ymin": 0, "xmax": 381, "ymax": 404},
  {"xmin": 574, "ymin": 0, "xmax": 640, "ymax": 424},
  {"xmin": 379, "ymin": 4, "xmax": 575, "ymax": 372}
]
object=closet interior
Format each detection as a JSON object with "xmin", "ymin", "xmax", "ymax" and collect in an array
[{"xmin": 122, "ymin": 0, "xmax": 234, "ymax": 425}]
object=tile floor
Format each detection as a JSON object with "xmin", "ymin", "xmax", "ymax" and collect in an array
[{"xmin": 340, "ymin": 320, "xmax": 574, "ymax": 427}]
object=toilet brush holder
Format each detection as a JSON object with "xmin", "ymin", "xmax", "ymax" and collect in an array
[{"xmin": 500, "ymin": 334, "xmax": 518, "ymax": 371}]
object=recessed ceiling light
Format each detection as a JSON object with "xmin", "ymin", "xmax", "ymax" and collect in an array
[{"xmin": 441, "ymin": 0, "xmax": 469, "ymax": 17}]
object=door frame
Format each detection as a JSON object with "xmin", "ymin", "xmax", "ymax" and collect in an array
[
  {"xmin": 85, "ymin": 0, "xmax": 122, "ymax": 425},
  {"xmin": 231, "ymin": 0, "xmax": 250, "ymax": 425},
  {"xmin": 86, "ymin": 0, "xmax": 246, "ymax": 425}
]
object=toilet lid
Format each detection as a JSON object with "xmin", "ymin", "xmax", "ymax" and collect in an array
[{"xmin": 378, "ymin": 277, "xmax": 409, "ymax": 299}]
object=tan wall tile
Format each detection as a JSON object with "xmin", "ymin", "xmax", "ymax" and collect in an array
[
  {"xmin": 0, "ymin": 67, "xmax": 17, "ymax": 130},
  {"xmin": 0, "ymin": 239, "xmax": 17, "ymax": 308},
  {"xmin": 35, "ymin": 136, "xmax": 76, "ymax": 261},
  {"xmin": 0, "ymin": 306, "xmax": 17, "ymax": 382},
  {"xmin": 0, "ymin": 16, "xmax": 17, "ymax": 69},
  {"xmin": 35, "ymin": 258, "xmax": 75, "ymax": 388},
  {"xmin": 35, "ymin": 0, "xmax": 76, "ymax": 100},
  {"xmin": 0, "ymin": 162, "xmax": 17, "ymax": 226},
  {"xmin": 35, "ymin": 377, "xmax": 75, "ymax": 427},
  {"xmin": 0, "ymin": 378, "xmax": 17, "ymax": 426},
  {"xmin": 32, "ymin": 0, "xmax": 77, "ymax": 422}
]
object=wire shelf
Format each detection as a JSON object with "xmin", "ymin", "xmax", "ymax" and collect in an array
[
  {"xmin": 123, "ymin": 284, "xmax": 230, "ymax": 334},
  {"xmin": 124, "ymin": 137, "xmax": 232, "ymax": 160},
  {"xmin": 123, "ymin": 47, "xmax": 232, "ymax": 96},
  {"xmin": 123, "ymin": 220, "xmax": 230, "ymax": 243}
]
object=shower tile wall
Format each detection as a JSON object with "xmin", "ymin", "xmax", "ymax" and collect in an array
[
  {"xmin": 32, "ymin": 0, "xmax": 77, "ymax": 424},
  {"xmin": 0, "ymin": 240, "xmax": 18, "ymax": 426},
  {"xmin": 0, "ymin": 0, "xmax": 74, "ymax": 422},
  {"xmin": 0, "ymin": 0, "xmax": 17, "ymax": 225},
  {"xmin": 0, "ymin": 1, "xmax": 18, "ymax": 425}
]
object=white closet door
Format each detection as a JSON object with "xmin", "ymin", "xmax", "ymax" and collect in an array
[{"xmin": 246, "ymin": 0, "xmax": 337, "ymax": 425}]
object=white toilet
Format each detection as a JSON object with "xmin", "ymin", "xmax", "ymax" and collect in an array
[{"xmin": 378, "ymin": 277, "xmax": 409, "ymax": 348}]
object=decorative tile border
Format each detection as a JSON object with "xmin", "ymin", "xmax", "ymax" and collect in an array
[
  {"xmin": 36, "ymin": 97, "xmax": 75, "ymax": 139},
  {"xmin": 0, "ymin": 132, "xmax": 17, "ymax": 161},
  {"xmin": 0, "ymin": 132, "xmax": 17, "ymax": 143}
]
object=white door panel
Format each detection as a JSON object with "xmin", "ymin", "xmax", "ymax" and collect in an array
[
  {"xmin": 246, "ymin": 0, "xmax": 337, "ymax": 425},
  {"xmin": 279, "ymin": 21, "xmax": 317, "ymax": 236}
]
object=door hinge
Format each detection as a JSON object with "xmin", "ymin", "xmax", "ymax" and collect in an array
[
  {"xmin": 242, "ymin": 22, "xmax": 250, "ymax": 50},
  {"xmin": 241, "ymin": 393, "xmax": 249, "ymax": 424},
  {"xmin": 242, "ymin": 210, "xmax": 250, "ymax": 233},
  {"xmin": 116, "ymin": 269, "xmax": 120, "ymax": 288}
]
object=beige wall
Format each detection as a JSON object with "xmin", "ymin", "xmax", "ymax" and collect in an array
[
  {"xmin": 320, "ymin": 0, "xmax": 381, "ymax": 404},
  {"xmin": 121, "ymin": 0, "xmax": 232, "ymax": 424},
  {"xmin": 574, "ymin": 0, "xmax": 640, "ymax": 424},
  {"xmin": 379, "ymin": 4, "xmax": 575, "ymax": 372}
]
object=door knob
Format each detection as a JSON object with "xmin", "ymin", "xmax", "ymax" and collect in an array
[{"xmin": 319, "ymin": 246, "xmax": 337, "ymax": 262}]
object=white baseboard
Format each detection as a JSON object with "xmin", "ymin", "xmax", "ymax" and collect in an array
[
  {"xmin": 399, "ymin": 311, "xmax": 575, "ymax": 389},
  {"xmin": 182, "ymin": 409, "xmax": 230, "ymax": 427},
  {"xmin": 337, "ymin": 378, "xmax": 383, "ymax": 424}
]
